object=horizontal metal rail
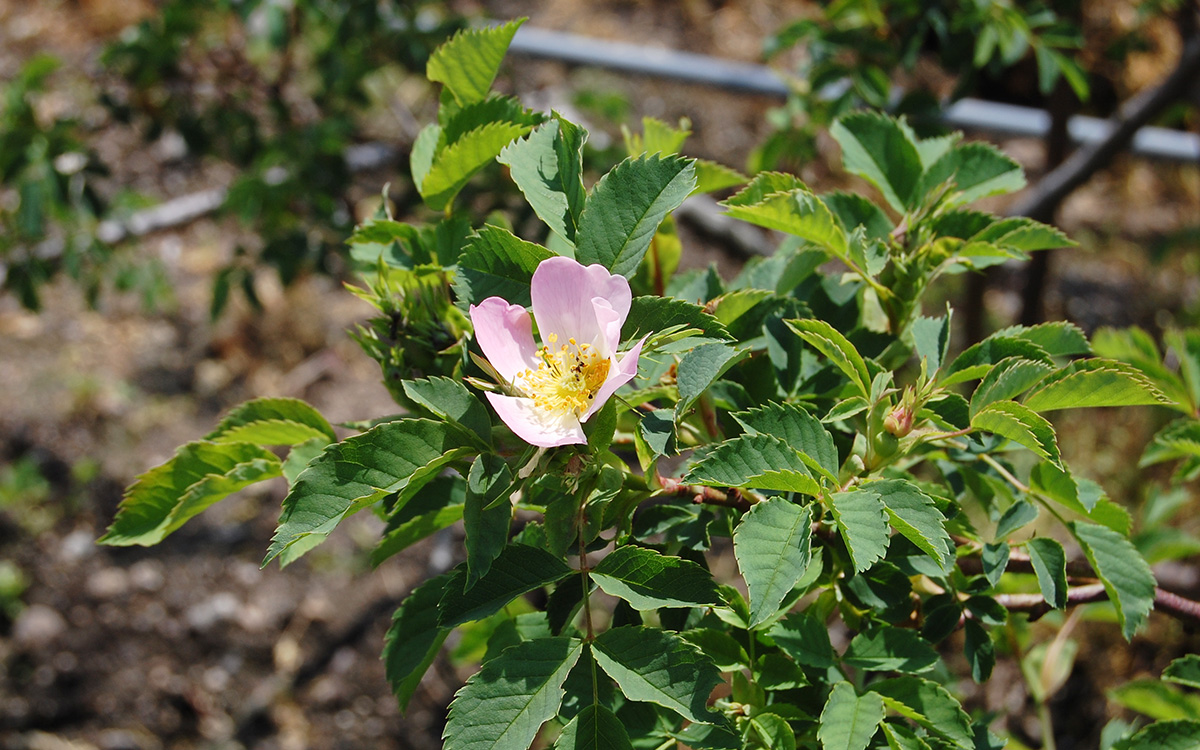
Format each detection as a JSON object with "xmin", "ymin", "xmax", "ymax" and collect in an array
[{"xmin": 509, "ymin": 25, "xmax": 1200, "ymax": 163}]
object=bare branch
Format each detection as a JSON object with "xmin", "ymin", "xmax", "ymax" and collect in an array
[{"xmin": 1007, "ymin": 32, "xmax": 1200, "ymax": 221}]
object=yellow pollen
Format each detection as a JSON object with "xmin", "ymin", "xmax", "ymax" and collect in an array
[{"xmin": 518, "ymin": 337, "xmax": 610, "ymax": 416}]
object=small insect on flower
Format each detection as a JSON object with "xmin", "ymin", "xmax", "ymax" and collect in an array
[{"xmin": 468, "ymin": 256, "xmax": 645, "ymax": 448}]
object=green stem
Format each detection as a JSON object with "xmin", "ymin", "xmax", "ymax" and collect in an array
[
  {"xmin": 976, "ymin": 451, "xmax": 1070, "ymax": 527},
  {"xmin": 1037, "ymin": 700, "xmax": 1057, "ymax": 750}
]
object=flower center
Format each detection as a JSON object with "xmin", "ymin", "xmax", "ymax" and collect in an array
[{"xmin": 518, "ymin": 334, "xmax": 610, "ymax": 416}]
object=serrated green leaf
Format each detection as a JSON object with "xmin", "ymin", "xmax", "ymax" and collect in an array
[
  {"xmin": 818, "ymin": 681, "xmax": 886, "ymax": 750},
  {"xmin": 970, "ymin": 400, "xmax": 1061, "ymax": 464},
  {"xmin": 372, "ymin": 504, "xmax": 465, "ymax": 566},
  {"xmin": 1165, "ymin": 655, "xmax": 1200, "ymax": 689},
  {"xmin": 721, "ymin": 189, "xmax": 850, "ymax": 259},
  {"xmin": 964, "ymin": 620, "xmax": 995, "ymax": 682},
  {"xmin": 787, "ymin": 318, "xmax": 872, "ymax": 398},
  {"xmin": 685, "ymin": 434, "xmax": 821, "ymax": 495},
  {"xmin": 844, "ymin": 625, "xmax": 939, "ymax": 673},
  {"xmin": 403, "ymin": 377, "xmax": 492, "ymax": 441},
  {"xmin": 453, "ymin": 225, "xmax": 555, "ymax": 309},
  {"xmin": 974, "ymin": 216, "xmax": 1074, "ymax": 252},
  {"xmin": 625, "ymin": 115, "xmax": 690, "ymax": 156},
  {"xmin": 871, "ymin": 479, "xmax": 952, "ymax": 568},
  {"xmin": 882, "ymin": 723, "xmax": 933, "ymax": 750},
  {"xmin": 100, "ymin": 441, "xmax": 282, "ymax": 546},
  {"xmin": 770, "ymin": 611, "xmax": 835, "ymax": 668},
  {"xmin": 440, "ymin": 544, "xmax": 573, "ymax": 627},
  {"xmin": 672, "ymin": 723, "xmax": 741, "ymax": 750},
  {"xmin": 384, "ymin": 572, "xmax": 454, "ymax": 711},
  {"xmin": 675, "ymin": 343, "xmax": 748, "ymax": 421},
  {"xmin": 722, "ymin": 172, "xmax": 807, "ymax": 207},
  {"xmin": 427, "ymin": 19, "xmax": 526, "ymax": 105},
  {"xmin": 995, "ymin": 498, "xmax": 1039, "ymax": 539},
  {"xmin": 733, "ymin": 402, "xmax": 839, "ymax": 483},
  {"xmin": 1029, "ymin": 463, "xmax": 1132, "ymax": 534},
  {"xmin": 411, "ymin": 124, "xmax": 440, "ymax": 190},
  {"xmin": 733, "ymin": 498, "xmax": 813, "ymax": 628},
  {"xmin": 265, "ymin": 419, "xmax": 473, "ymax": 566},
  {"xmin": 825, "ymin": 397, "xmax": 870, "ymax": 422},
  {"xmin": 420, "ymin": 121, "xmax": 533, "ymax": 211},
  {"xmin": 1110, "ymin": 680, "xmax": 1200, "ymax": 721},
  {"xmin": 1071, "ymin": 521, "xmax": 1156, "ymax": 640},
  {"xmin": 498, "ymin": 117, "xmax": 588, "ymax": 243},
  {"xmin": 439, "ymin": 95, "xmax": 541, "ymax": 148},
  {"xmin": 464, "ymin": 454, "xmax": 512, "ymax": 587},
  {"xmin": 919, "ymin": 142, "xmax": 1025, "ymax": 206},
  {"xmin": 555, "ymin": 704, "xmax": 634, "ymax": 750},
  {"xmin": 750, "ymin": 712, "xmax": 797, "ymax": 750},
  {"xmin": 205, "ymin": 397, "xmax": 336, "ymax": 445},
  {"xmin": 969, "ymin": 358, "xmax": 1055, "ymax": 417},
  {"xmin": 944, "ymin": 336, "xmax": 1051, "ymax": 385},
  {"xmin": 1024, "ymin": 538, "xmax": 1066, "ymax": 610},
  {"xmin": 282, "ymin": 437, "xmax": 329, "ymax": 486},
  {"xmin": 575, "ymin": 154, "xmax": 697, "ymax": 278},
  {"xmin": 1113, "ymin": 719, "xmax": 1200, "ymax": 750},
  {"xmin": 981, "ymin": 542, "xmax": 1010, "ymax": 588},
  {"xmin": 911, "ymin": 312, "xmax": 951, "ymax": 373},
  {"xmin": 711, "ymin": 288, "xmax": 774, "ymax": 329},
  {"xmin": 824, "ymin": 191, "xmax": 894, "ymax": 241},
  {"xmin": 1024, "ymin": 359, "xmax": 1165, "ymax": 412},
  {"xmin": 592, "ymin": 626, "xmax": 722, "ymax": 724},
  {"xmin": 589, "ymin": 545, "xmax": 722, "ymax": 610},
  {"xmin": 830, "ymin": 112, "xmax": 923, "ymax": 213},
  {"xmin": 993, "ymin": 321, "xmax": 1090, "ymax": 357},
  {"xmin": 830, "ymin": 488, "xmax": 890, "ymax": 573},
  {"xmin": 1141, "ymin": 420, "xmax": 1200, "ymax": 468},
  {"xmin": 692, "ymin": 159, "xmax": 748, "ymax": 195},
  {"xmin": 1166, "ymin": 329, "xmax": 1200, "ymax": 409},
  {"xmin": 621, "ymin": 295, "xmax": 730, "ymax": 344},
  {"xmin": 681, "ymin": 629, "xmax": 749, "ymax": 672},
  {"xmin": 872, "ymin": 676, "xmax": 974, "ymax": 750},
  {"xmin": 443, "ymin": 636, "xmax": 583, "ymax": 750}
]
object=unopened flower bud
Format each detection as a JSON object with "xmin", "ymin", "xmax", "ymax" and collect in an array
[{"xmin": 883, "ymin": 406, "xmax": 913, "ymax": 438}]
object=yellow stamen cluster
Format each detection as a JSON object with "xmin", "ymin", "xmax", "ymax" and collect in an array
[{"xmin": 518, "ymin": 333, "xmax": 610, "ymax": 416}]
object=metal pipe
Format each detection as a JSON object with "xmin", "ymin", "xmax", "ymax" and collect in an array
[{"xmin": 509, "ymin": 25, "xmax": 1200, "ymax": 163}]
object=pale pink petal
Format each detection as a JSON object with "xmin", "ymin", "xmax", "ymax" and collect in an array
[
  {"xmin": 531, "ymin": 257, "xmax": 631, "ymax": 353},
  {"xmin": 485, "ymin": 393, "xmax": 587, "ymax": 447},
  {"xmin": 591, "ymin": 298, "xmax": 624, "ymax": 359},
  {"xmin": 582, "ymin": 337, "xmax": 646, "ymax": 422},
  {"xmin": 469, "ymin": 297, "xmax": 539, "ymax": 383}
]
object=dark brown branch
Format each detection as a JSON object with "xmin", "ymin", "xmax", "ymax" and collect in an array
[
  {"xmin": 1155, "ymin": 587, "xmax": 1200, "ymax": 624},
  {"xmin": 658, "ymin": 476, "xmax": 752, "ymax": 512},
  {"xmin": 995, "ymin": 582, "xmax": 1108, "ymax": 621},
  {"xmin": 1007, "ymin": 31, "xmax": 1200, "ymax": 220},
  {"xmin": 957, "ymin": 541, "xmax": 1200, "ymax": 626}
]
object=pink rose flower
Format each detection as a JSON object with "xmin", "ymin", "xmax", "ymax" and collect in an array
[{"xmin": 468, "ymin": 257, "xmax": 645, "ymax": 448}]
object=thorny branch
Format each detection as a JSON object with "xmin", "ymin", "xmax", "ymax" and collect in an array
[
  {"xmin": 961, "ymin": 543, "xmax": 1200, "ymax": 626},
  {"xmin": 658, "ymin": 476, "xmax": 753, "ymax": 512}
]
